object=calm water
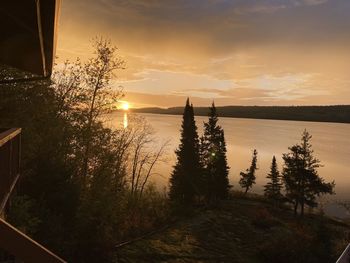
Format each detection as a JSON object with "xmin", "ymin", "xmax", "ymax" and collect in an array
[{"xmin": 107, "ymin": 112, "xmax": 350, "ymax": 218}]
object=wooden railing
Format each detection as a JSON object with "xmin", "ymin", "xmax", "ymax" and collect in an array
[
  {"xmin": 337, "ymin": 243, "xmax": 350, "ymax": 263},
  {"xmin": 0, "ymin": 128, "xmax": 21, "ymax": 216},
  {"xmin": 0, "ymin": 218, "xmax": 67, "ymax": 263},
  {"xmin": 0, "ymin": 128, "xmax": 66, "ymax": 263}
]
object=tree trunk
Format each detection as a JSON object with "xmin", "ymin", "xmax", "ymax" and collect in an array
[
  {"xmin": 301, "ymin": 201, "xmax": 304, "ymax": 217},
  {"xmin": 294, "ymin": 201, "xmax": 299, "ymax": 215}
]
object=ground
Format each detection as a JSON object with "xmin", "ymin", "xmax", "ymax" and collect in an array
[{"xmin": 114, "ymin": 196, "xmax": 349, "ymax": 263}]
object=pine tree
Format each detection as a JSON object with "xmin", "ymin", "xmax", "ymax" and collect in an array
[
  {"xmin": 282, "ymin": 129, "xmax": 335, "ymax": 216},
  {"xmin": 239, "ymin": 149, "xmax": 258, "ymax": 194},
  {"xmin": 169, "ymin": 98, "xmax": 203, "ymax": 204},
  {"xmin": 264, "ymin": 156, "xmax": 283, "ymax": 204},
  {"xmin": 200, "ymin": 102, "xmax": 230, "ymax": 201}
]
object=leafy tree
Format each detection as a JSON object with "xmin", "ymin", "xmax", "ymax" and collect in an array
[
  {"xmin": 200, "ymin": 102, "xmax": 230, "ymax": 201},
  {"xmin": 239, "ymin": 149, "xmax": 258, "ymax": 194},
  {"xmin": 1, "ymin": 39, "xmax": 170, "ymax": 262},
  {"xmin": 264, "ymin": 156, "xmax": 283, "ymax": 205},
  {"xmin": 169, "ymin": 98, "xmax": 203, "ymax": 204},
  {"xmin": 0, "ymin": 77, "xmax": 81, "ymax": 257},
  {"xmin": 127, "ymin": 116, "xmax": 169, "ymax": 198},
  {"xmin": 282, "ymin": 130, "xmax": 335, "ymax": 216},
  {"xmin": 79, "ymin": 38, "xmax": 125, "ymax": 186},
  {"xmin": 51, "ymin": 38, "xmax": 126, "ymax": 188}
]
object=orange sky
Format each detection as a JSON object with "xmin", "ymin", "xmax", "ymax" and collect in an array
[{"xmin": 56, "ymin": 0, "xmax": 350, "ymax": 108}]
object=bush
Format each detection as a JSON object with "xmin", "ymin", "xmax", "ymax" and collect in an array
[
  {"xmin": 252, "ymin": 207, "xmax": 280, "ymax": 229},
  {"xmin": 259, "ymin": 221, "xmax": 335, "ymax": 263}
]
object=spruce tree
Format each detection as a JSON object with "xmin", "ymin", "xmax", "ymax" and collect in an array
[
  {"xmin": 264, "ymin": 156, "xmax": 283, "ymax": 204},
  {"xmin": 239, "ymin": 149, "xmax": 258, "ymax": 194},
  {"xmin": 200, "ymin": 102, "xmax": 230, "ymax": 201},
  {"xmin": 169, "ymin": 98, "xmax": 203, "ymax": 203},
  {"xmin": 282, "ymin": 130, "xmax": 335, "ymax": 216}
]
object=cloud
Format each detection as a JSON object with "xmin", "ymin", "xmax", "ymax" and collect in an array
[
  {"xmin": 58, "ymin": 0, "xmax": 350, "ymax": 58},
  {"xmin": 118, "ymin": 69, "xmax": 335, "ymax": 106},
  {"xmin": 57, "ymin": 0, "xmax": 350, "ymax": 106}
]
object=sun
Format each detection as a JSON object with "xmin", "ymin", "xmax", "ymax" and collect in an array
[{"xmin": 121, "ymin": 101, "xmax": 129, "ymax": 111}]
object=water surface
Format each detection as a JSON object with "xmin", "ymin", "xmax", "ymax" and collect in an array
[{"xmin": 107, "ymin": 112, "xmax": 350, "ymax": 218}]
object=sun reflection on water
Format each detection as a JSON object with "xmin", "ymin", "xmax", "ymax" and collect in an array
[{"xmin": 123, "ymin": 112, "xmax": 128, "ymax": 128}]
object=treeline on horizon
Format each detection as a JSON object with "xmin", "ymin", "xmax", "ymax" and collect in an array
[{"xmin": 133, "ymin": 105, "xmax": 350, "ymax": 124}]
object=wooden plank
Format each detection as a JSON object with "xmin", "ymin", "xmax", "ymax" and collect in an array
[
  {"xmin": 0, "ymin": 218, "xmax": 66, "ymax": 263},
  {"xmin": 0, "ymin": 128, "xmax": 21, "ymax": 148},
  {"xmin": 337, "ymin": 243, "xmax": 350, "ymax": 263},
  {"xmin": 0, "ymin": 128, "xmax": 21, "ymax": 214},
  {"xmin": 0, "ymin": 128, "xmax": 66, "ymax": 262},
  {"xmin": 0, "ymin": 173, "xmax": 20, "ymax": 216}
]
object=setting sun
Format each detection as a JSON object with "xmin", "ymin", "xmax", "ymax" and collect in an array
[{"xmin": 121, "ymin": 101, "xmax": 129, "ymax": 111}]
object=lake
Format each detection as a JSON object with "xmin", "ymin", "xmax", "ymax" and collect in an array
[{"xmin": 107, "ymin": 112, "xmax": 350, "ymax": 218}]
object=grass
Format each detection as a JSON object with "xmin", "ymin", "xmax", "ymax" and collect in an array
[{"xmin": 114, "ymin": 195, "xmax": 350, "ymax": 263}]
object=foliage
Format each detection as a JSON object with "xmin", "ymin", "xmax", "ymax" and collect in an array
[
  {"xmin": 252, "ymin": 207, "xmax": 280, "ymax": 229},
  {"xmin": 239, "ymin": 149, "xmax": 258, "ymax": 194},
  {"xmin": 259, "ymin": 219, "xmax": 336, "ymax": 263},
  {"xmin": 264, "ymin": 156, "xmax": 283, "ymax": 204},
  {"xmin": 7, "ymin": 195, "xmax": 41, "ymax": 236},
  {"xmin": 169, "ymin": 98, "xmax": 203, "ymax": 204},
  {"xmin": 200, "ymin": 102, "xmax": 230, "ymax": 201},
  {"xmin": 121, "ymin": 185, "xmax": 171, "ymax": 238},
  {"xmin": 0, "ymin": 39, "xmax": 167, "ymax": 263},
  {"xmin": 126, "ymin": 116, "xmax": 169, "ymax": 198},
  {"xmin": 0, "ymin": 38, "xmax": 343, "ymax": 263},
  {"xmin": 133, "ymin": 105, "xmax": 350, "ymax": 124},
  {"xmin": 282, "ymin": 130, "xmax": 335, "ymax": 216}
]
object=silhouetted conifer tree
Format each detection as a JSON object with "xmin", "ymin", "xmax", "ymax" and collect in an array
[
  {"xmin": 282, "ymin": 130, "xmax": 335, "ymax": 216},
  {"xmin": 169, "ymin": 98, "xmax": 203, "ymax": 203},
  {"xmin": 264, "ymin": 156, "xmax": 283, "ymax": 204},
  {"xmin": 200, "ymin": 102, "xmax": 230, "ymax": 201},
  {"xmin": 239, "ymin": 149, "xmax": 258, "ymax": 194}
]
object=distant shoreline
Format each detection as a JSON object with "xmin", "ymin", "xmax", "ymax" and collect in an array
[{"xmin": 130, "ymin": 105, "xmax": 350, "ymax": 124}]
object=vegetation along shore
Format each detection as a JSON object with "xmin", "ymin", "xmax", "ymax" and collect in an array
[{"xmin": 132, "ymin": 105, "xmax": 350, "ymax": 124}]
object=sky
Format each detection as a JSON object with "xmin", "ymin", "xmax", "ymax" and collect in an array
[{"xmin": 57, "ymin": 0, "xmax": 350, "ymax": 108}]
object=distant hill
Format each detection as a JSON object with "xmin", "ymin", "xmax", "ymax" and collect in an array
[{"xmin": 132, "ymin": 105, "xmax": 350, "ymax": 124}]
